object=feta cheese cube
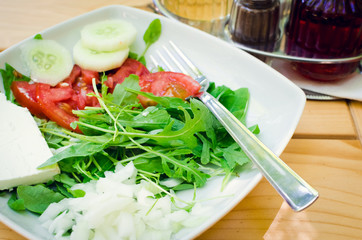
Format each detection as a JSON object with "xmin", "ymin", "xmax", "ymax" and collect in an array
[{"xmin": 0, "ymin": 93, "xmax": 59, "ymax": 190}]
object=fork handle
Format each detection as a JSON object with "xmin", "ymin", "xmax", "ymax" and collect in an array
[{"xmin": 199, "ymin": 92, "xmax": 318, "ymax": 211}]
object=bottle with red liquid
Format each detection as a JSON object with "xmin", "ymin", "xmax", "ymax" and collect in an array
[{"xmin": 285, "ymin": 0, "xmax": 362, "ymax": 81}]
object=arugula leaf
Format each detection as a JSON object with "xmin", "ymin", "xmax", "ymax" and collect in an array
[
  {"xmin": 128, "ymin": 51, "xmax": 138, "ymax": 60},
  {"xmin": 222, "ymin": 142, "xmax": 250, "ymax": 170},
  {"xmin": 160, "ymin": 156, "xmax": 208, "ymax": 187},
  {"xmin": 248, "ymin": 124, "xmax": 260, "ymax": 134},
  {"xmin": 34, "ymin": 34, "xmax": 43, "ymax": 40},
  {"xmin": 209, "ymin": 85, "xmax": 250, "ymax": 124},
  {"xmin": 54, "ymin": 173, "xmax": 77, "ymax": 187},
  {"xmin": 197, "ymin": 133, "xmax": 211, "ymax": 165},
  {"xmin": 134, "ymin": 99, "xmax": 210, "ymax": 149},
  {"xmin": 111, "ymin": 74, "xmax": 140, "ymax": 106},
  {"xmin": 172, "ymin": 184, "xmax": 194, "ymax": 191},
  {"xmin": 39, "ymin": 142, "xmax": 107, "ymax": 168},
  {"xmin": 223, "ymin": 88, "xmax": 250, "ymax": 123},
  {"xmin": 131, "ymin": 106, "xmax": 171, "ymax": 130},
  {"xmin": 133, "ymin": 156, "xmax": 164, "ymax": 173},
  {"xmin": 143, "ymin": 19, "xmax": 162, "ymax": 46},
  {"xmin": 127, "ymin": 89, "xmax": 190, "ymax": 109},
  {"xmin": 139, "ymin": 18, "xmax": 162, "ymax": 60},
  {"xmin": 0, "ymin": 63, "xmax": 30, "ymax": 102}
]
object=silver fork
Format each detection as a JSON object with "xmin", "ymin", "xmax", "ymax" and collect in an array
[{"xmin": 150, "ymin": 41, "xmax": 319, "ymax": 212}]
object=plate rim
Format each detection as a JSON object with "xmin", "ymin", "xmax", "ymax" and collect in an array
[{"xmin": 0, "ymin": 4, "xmax": 306, "ymax": 240}]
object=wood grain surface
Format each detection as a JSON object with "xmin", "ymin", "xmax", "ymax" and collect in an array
[{"xmin": 1, "ymin": 1, "xmax": 362, "ymax": 240}]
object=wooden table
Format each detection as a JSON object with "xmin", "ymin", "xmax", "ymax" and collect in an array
[{"xmin": 1, "ymin": 1, "xmax": 362, "ymax": 239}]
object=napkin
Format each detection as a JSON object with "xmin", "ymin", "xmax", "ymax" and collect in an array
[{"xmin": 271, "ymin": 59, "xmax": 362, "ymax": 101}]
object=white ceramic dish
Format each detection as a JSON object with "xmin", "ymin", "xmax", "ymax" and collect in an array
[{"xmin": 0, "ymin": 5, "xmax": 306, "ymax": 240}]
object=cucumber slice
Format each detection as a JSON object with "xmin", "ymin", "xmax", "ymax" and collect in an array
[
  {"xmin": 81, "ymin": 19, "xmax": 137, "ymax": 52},
  {"xmin": 21, "ymin": 39, "xmax": 73, "ymax": 86},
  {"xmin": 73, "ymin": 40, "xmax": 129, "ymax": 72}
]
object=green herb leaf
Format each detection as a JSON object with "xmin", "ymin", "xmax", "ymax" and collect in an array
[
  {"xmin": 209, "ymin": 85, "xmax": 250, "ymax": 124},
  {"xmin": 34, "ymin": 34, "xmax": 43, "ymax": 40},
  {"xmin": 126, "ymin": 88, "xmax": 190, "ymax": 109},
  {"xmin": 139, "ymin": 18, "xmax": 162, "ymax": 60},
  {"xmin": 159, "ymin": 153, "xmax": 208, "ymax": 187},
  {"xmin": 131, "ymin": 106, "xmax": 171, "ymax": 131},
  {"xmin": 222, "ymin": 142, "xmax": 250, "ymax": 170},
  {"xmin": 7, "ymin": 192, "xmax": 25, "ymax": 211},
  {"xmin": 39, "ymin": 142, "xmax": 107, "ymax": 168},
  {"xmin": 248, "ymin": 124, "xmax": 260, "ymax": 134},
  {"xmin": 112, "ymin": 74, "xmax": 140, "ymax": 106},
  {"xmin": 54, "ymin": 173, "xmax": 77, "ymax": 187},
  {"xmin": 143, "ymin": 18, "xmax": 162, "ymax": 48},
  {"xmin": 0, "ymin": 63, "xmax": 30, "ymax": 102},
  {"xmin": 69, "ymin": 189, "xmax": 85, "ymax": 198},
  {"xmin": 135, "ymin": 99, "xmax": 210, "ymax": 149},
  {"xmin": 197, "ymin": 133, "xmax": 211, "ymax": 165},
  {"xmin": 17, "ymin": 185, "xmax": 65, "ymax": 214},
  {"xmin": 128, "ymin": 51, "xmax": 138, "ymax": 60}
]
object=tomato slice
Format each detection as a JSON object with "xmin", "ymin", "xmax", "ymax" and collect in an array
[
  {"xmin": 106, "ymin": 58, "xmax": 150, "ymax": 90},
  {"xmin": 10, "ymin": 65, "xmax": 102, "ymax": 133},
  {"xmin": 36, "ymin": 83, "xmax": 82, "ymax": 133},
  {"xmin": 71, "ymin": 73, "xmax": 99, "ymax": 109},
  {"xmin": 47, "ymin": 87, "xmax": 74, "ymax": 102},
  {"xmin": 81, "ymin": 69, "xmax": 99, "ymax": 85},
  {"xmin": 56, "ymin": 64, "xmax": 81, "ymax": 87},
  {"xmin": 138, "ymin": 71, "xmax": 201, "ymax": 107},
  {"xmin": 11, "ymin": 81, "xmax": 45, "ymax": 118}
]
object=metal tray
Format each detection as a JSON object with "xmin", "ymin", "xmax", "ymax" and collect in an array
[
  {"xmin": 222, "ymin": 21, "xmax": 362, "ymax": 64},
  {"xmin": 153, "ymin": 0, "xmax": 361, "ymax": 64}
]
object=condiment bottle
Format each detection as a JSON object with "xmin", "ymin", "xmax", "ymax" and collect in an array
[
  {"xmin": 228, "ymin": 0, "xmax": 281, "ymax": 51},
  {"xmin": 285, "ymin": 0, "xmax": 362, "ymax": 81}
]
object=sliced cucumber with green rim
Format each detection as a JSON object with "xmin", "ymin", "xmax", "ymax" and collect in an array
[
  {"xmin": 81, "ymin": 19, "xmax": 137, "ymax": 52},
  {"xmin": 21, "ymin": 39, "xmax": 73, "ymax": 86},
  {"xmin": 73, "ymin": 40, "xmax": 129, "ymax": 72}
]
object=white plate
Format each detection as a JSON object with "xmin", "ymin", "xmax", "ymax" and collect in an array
[{"xmin": 0, "ymin": 5, "xmax": 306, "ymax": 240}]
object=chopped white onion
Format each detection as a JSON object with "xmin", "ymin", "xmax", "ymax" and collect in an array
[{"xmin": 39, "ymin": 162, "xmax": 206, "ymax": 239}]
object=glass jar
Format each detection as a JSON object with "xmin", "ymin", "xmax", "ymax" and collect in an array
[
  {"xmin": 285, "ymin": 0, "xmax": 362, "ymax": 81},
  {"xmin": 228, "ymin": 0, "xmax": 281, "ymax": 52}
]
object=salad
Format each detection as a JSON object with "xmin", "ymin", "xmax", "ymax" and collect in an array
[{"xmin": 0, "ymin": 17, "xmax": 259, "ymax": 239}]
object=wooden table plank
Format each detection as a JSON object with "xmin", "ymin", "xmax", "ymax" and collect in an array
[
  {"xmin": 0, "ymin": 0, "xmax": 154, "ymax": 51},
  {"xmin": 350, "ymin": 101, "xmax": 362, "ymax": 146},
  {"xmin": 198, "ymin": 139, "xmax": 362, "ymax": 240},
  {"xmin": 0, "ymin": 222, "xmax": 27, "ymax": 240},
  {"xmin": 294, "ymin": 100, "xmax": 356, "ymax": 139},
  {"xmin": 196, "ymin": 180, "xmax": 282, "ymax": 240}
]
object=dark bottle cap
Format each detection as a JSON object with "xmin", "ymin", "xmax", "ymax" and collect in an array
[{"xmin": 240, "ymin": 0, "xmax": 277, "ymax": 9}]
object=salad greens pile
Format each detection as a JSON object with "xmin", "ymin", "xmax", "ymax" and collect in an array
[{"xmin": 0, "ymin": 18, "xmax": 259, "ymax": 215}]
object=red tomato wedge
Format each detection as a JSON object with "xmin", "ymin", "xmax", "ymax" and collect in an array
[
  {"xmin": 138, "ymin": 71, "xmax": 201, "ymax": 107},
  {"xmin": 81, "ymin": 69, "xmax": 99, "ymax": 85},
  {"xmin": 11, "ymin": 65, "xmax": 100, "ymax": 133},
  {"xmin": 10, "ymin": 61, "xmax": 201, "ymax": 132},
  {"xmin": 56, "ymin": 65, "xmax": 81, "ymax": 87},
  {"xmin": 106, "ymin": 58, "xmax": 150, "ymax": 90},
  {"xmin": 36, "ymin": 83, "xmax": 82, "ymax": 133},
  {"xmin": 11, "ymin": 81, "xmax": 46, "ymax": 118}
]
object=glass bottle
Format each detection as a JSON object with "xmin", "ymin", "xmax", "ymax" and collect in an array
[
  {"xmin": 228, "ymin": 0, "xmax": 281, "ymax": 52},
  {"xmin": 285, "ymin": 0, "xmax": 362, "ymax": 81}
]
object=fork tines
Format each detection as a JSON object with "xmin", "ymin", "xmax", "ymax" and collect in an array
[{"xmin": 150, "ymin": 41, "xmax": 202, "ymax": 79}]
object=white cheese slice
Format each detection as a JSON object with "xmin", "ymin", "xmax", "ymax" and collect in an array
[{"xmin": 0, "ymin": 93, "xmax": 60, "ymax": 190}]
